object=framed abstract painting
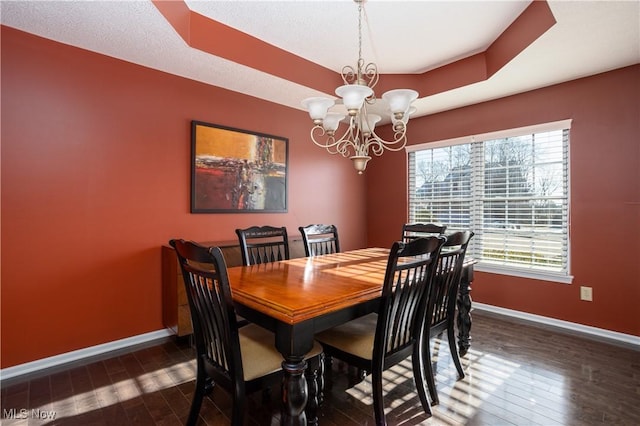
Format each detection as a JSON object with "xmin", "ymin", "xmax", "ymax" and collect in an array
[{"xmin": 190, "ymin": 121, "xmax": 288, "ymax": 213}]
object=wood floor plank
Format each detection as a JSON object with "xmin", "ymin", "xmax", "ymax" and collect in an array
[{"xmin": 2, "ymin": 312, "xmax": 639, "ymax": 425}]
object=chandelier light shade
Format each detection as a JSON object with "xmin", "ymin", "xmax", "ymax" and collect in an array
[{"xmin": 301, "ymin": 0, "xmax": 419, "ymax": 174}]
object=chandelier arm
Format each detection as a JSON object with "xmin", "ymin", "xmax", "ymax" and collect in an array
[
  {"xmin": 309, "ymin": 126, "xmax": 341, "ymax": 153},
  {"xmin": 366, "ymin": 129, "xmax": 409, "ymax": 155},
  {"xmin": 309, "ymin": 125, "xmax": 359, "ymax": 158},
  {"xmin": 366, "ymin": 139, "xmax": 383, "ymax": 157},
  {"xmin": 363, "ymin": 62, "xmax": 378, "ymax": 93},
  {"xmin": 341, "ymin": 65, "xmax": 357, "ymax": 85},
  {"xmin": 344, "ymin": 116, "xmax": 363, "ymax": 156}
]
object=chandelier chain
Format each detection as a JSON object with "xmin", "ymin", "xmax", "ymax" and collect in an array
[{"xmin": 358, "ymin": 0, "xmax": 363, "ymax": 72}]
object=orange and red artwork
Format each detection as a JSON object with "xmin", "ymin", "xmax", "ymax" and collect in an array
[{"xmin": 191, "ymin": 121, "xmax": 287, "ymax": 213}]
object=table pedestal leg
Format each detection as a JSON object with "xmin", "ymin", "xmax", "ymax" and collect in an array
[
  {"xmin": 304, "ymin": 355, "xmax": 321, "ymax": 426},
  {"xmin": 281, "ymin": 358, "xmax": 307, "ymax": 426},
  {"xmin": 457, "ymin": 279, "xmax": 472, "ymax": 357}
]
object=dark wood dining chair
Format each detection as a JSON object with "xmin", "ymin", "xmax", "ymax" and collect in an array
[
  {"xmin": 169, "ymin": 239, "xmax": 322, "ymax": 426},
  {"xmin": 299, "ymin": 224, "xmax": 340, "ymax": 257},
  {"xmin": 235, "ymin": 225, "xmax": 290, "ymax": 266},
  {"xmin": 423, "ymin": 230, "xmax": 474, "ymax": 406},
  {"xmin": 315, "ymin": 236, "xmax": 446, "ymax": 425},
  {"xmin": 402, "ymin": 223, "xmax": 447, "ymax": 242}
]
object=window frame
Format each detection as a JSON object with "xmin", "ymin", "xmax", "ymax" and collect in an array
[{"xmin": 406, "ymin": 120, "xmax": 573, "ymax": 284}]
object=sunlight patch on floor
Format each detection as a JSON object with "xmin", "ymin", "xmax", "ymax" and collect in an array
[
  {"xmin": 39, "ymin": 360, "xmax": 196, "ymax": 420},
  {"xmin": 345, "ymin": 338, "xmax": 521, "ymax": 424}
]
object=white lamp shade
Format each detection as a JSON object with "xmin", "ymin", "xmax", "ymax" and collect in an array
[
  {"xmin": 335, "ymin": 85, "xmax": 373, "ymax": 111},
  {"xmin": 382, "ymin": 89, "xmax": 419, "ymax": 114},
  {"xmin": 301, "ymin": 97, "xmax": 335, "ymax": 121},
  {"xmin": 360, "ymin": 114, "xmax": 381, "ymax": 134},
  {"xmin": 323, "ymin": 113, "xmax": 345, "ymax": 132}
]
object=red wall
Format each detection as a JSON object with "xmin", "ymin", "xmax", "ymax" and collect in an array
[
  {"xmin": 0, "ymin": 27, "xmax": 367, "ymax": 368},
  {"xmin": 366, "ymin": 65, "xmax": 640, "ymax": 337}
]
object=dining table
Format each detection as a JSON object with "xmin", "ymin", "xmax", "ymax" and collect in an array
[{"xmin": 226, "ymin": 247, "xmax": 475, "ymax": 426}]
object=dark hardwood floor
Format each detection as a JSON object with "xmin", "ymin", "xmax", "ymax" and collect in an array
[{"xmin": 2, "ymin": 311, "xmax": 639, "ymax": 425}]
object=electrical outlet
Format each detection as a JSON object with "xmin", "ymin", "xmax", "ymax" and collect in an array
[{"xmin": 580, "ymin": 286, "xmax": 593, "ymax": 301}]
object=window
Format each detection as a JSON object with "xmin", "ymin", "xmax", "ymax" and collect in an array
[{"xmin": 407, "ymin": 120, "xmax": 572, "ymax": 283}]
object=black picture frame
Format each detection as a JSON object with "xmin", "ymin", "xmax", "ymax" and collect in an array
[{"xmin": 190, "ymin": 120, "xmax": 288, "ymax": 213}]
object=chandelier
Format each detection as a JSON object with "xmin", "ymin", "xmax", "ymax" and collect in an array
[{"xmin": 301, "ymin": 0, "xmax": 418, "ymax": 174}]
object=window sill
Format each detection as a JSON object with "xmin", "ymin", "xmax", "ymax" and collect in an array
[{"xmin": 475, "ymin": 263, "xmax": 574, "ymax": 284}]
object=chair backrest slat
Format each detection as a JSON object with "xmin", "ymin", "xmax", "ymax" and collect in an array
[
  {"xmin": 374, "ymin": 237, "xmax": 446, "ymax": 363},
  {"xmin": 428, "ymin": 231, "xmax": 474, "ymax": 330},
  {"xmin": 236, "ymin": 226, "xmax": 290, "ymax": 266},
  {"xmin": 299, "ymin": 224, "xmax": 340, "ymax": 257},
  {"xmin": 169, "ymin": 239, "xmax": 243, "ymax": 383}
]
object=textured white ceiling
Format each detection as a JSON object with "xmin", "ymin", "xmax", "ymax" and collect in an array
[
  {"xmin": 185, "ymin": 0, "xmax": 531, "ymax": 73},
  {"xmin": 2, "ymin": 0, "xmax": 639, "ymax": 119}
]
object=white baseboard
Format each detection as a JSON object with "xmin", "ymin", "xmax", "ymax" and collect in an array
[
  {"xmin": 473, "ymin": 303, "xmax": 640, "ymax": 349},
  {"xmin": 3, "ymin": 306, "xmax": 638, "ymax": 383},
  {"xmin": 0, "ymin": 329, "xmax": 173, "ymax": 382}
]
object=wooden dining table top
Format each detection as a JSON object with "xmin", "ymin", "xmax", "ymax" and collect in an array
[{"xmin": 226, "ymin": 247, "xmax": 391, "ymax": 325}]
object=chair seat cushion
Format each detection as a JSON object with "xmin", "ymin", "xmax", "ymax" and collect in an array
[
  {"xmin": 239, "ymin": 324, "xmax": 323, "ymax": 381},
  {"xmin": 315, "ymin": 313, "xmax": 378, "ymax": 361}
]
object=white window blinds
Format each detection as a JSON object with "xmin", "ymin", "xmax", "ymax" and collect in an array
[{"xmin": 408, "ymin": 120, "xmax": 571, "ymax": 281}]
